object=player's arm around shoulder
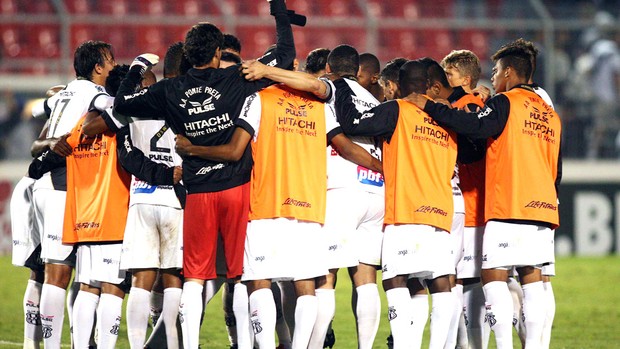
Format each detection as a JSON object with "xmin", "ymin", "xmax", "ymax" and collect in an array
[{"xmin": 330, "ymin": 134, "xmax": 383, "ymax": 174}]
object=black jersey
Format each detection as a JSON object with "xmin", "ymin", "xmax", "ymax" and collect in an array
[{"xmin": 114, "ymin": 10, "xmax": 295, "ymax": 194}]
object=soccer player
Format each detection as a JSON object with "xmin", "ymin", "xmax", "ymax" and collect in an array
[
  {"xmin": 29, "ymin": 41, "xmax": 115, "ymax": 349},
  {"xmin": 406, "ymin": 43, "xmax": 561, "ymax": 349},
  {"xmin": 332, "ymin": 60, "xmax": 458, "ymax": 349},
  {"xmin": 241, "ymin": 45, "xmax": 385, "ymax": 349},
  {"xmin": 357, "ymin": 52, "xmax": 384, "ymax": 101},
  {"xmin": 113, "ymin": 2, "xmax": 296, "ymax": 347},
  {"xmin": 440, "ymin": 49, "xmax": 490, "ymax": 349},
  {"xmin": 174, "ymin": 72, "xmax": 381, "ymax": 349},
  {"xmin": 378, "ymin": 58, "xmax": 407, "ymax": 102},
  {"xmin": 304, "ymin": 48, "xmax": 330, "ymax": 77}
]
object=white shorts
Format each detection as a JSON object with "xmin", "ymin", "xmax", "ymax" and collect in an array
[
  {"xmin": 381, "ymin": 224, "xmax": 453, "ymax": 281},
  {"xmin": 33, "ymin": 188, "xmax": 75, "ymax": 264},
  {"xmin": 323, "ymin": 189, "xmax": 384, "ymax": 268},
  {"xmin": 451, "ymin": 213, "xmax": 465, "ymax": 268},
  {"xmin": 542, "ymin": 229, "xmax": 556, "ymax": 276},
  {"xmin": 457, "ymin": 226, "xmax": 484, "ymax": 279},
  {"xmin": 11, "ymin": 177, "xmax": 40, "ymax": 267},
  {"xmin": 76, "ymin": 244, "xmax": 126, "ymax": 287},
  {"xmin": 482, "ymin": 221, "xmax": 555, "ymax": 270},
  {"xmin": 242, "ymin": 218, "xmax": 328, "ymax": 282},
  {"xmin": 120, "ymin": 204, "xmax": 183, "ymax": 270}
]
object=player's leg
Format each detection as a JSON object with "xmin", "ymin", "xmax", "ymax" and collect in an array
[
  {"xmin": 427, "ymin": 275, "xmax": 455, "ymax": 349},
  {"xmin": 350, "ymin": 263, "xmax": 380, "ymax": 349},
  {"xmin": 517, "ymin": 266, "xmax": 545, "ymax": 349},
  {"xmin": 445, "ymin": 213, "xmax": 465, "ymax": 349},
  {"xmin": 384, "ymin": 275, "xmax": 413, "ymax": 349},
  {"xmin": 23, "ymin": 269, "xmax": 44, "ymax": 349},
  {"xmin": 291, "ymin": 279, "xmax": 319, "ymax": 349},
  {"xmin": 126, "ymin": 269, "xmax": 158, "ymax": 348},
  {"xmin": 308, "ymin": 271, "xmax": 337, "ymax": 349},
  {"xmin": 161, "ymin": 269, "xmax": 183, "ymax": 349},
  {"xmin": 407, "ymin": 279, "xmax": 429, "ymax": 349}
]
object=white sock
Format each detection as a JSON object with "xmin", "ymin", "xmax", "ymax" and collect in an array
[
  {"xmin": 272, "ymin": 282, "xmax": 291, "ymax": 349},
  {"xmin": 40, "ymin": 284, "xmax": 66, "ymax": 349},
  {"xmin": 233, "ymin": 283, "xmax": 253, "ymax": 349},
  {"xmin": 179, "ymin": 281, "xmax": 203, "ymax": 349},
  {"xmin": 23, "ymin": 280, "xmax": 43, "ymax": 346},
  {"xmin": 355, "ymin": 284, "xmax": 381, "ymax": 349},
  {"xmin": 386, "ymin": 288, "xmax": 414, "ymax": 349},
  {"xmin": 463, "ymin": 283, "xmax": 489, "ymax": 349},
  {"xmin": 97, "ymin": 293, "xmax": 123, "ymax": 349},
  {"xmin": 163, "ymin": 287, "xmax": 182, "ymax": 349},
  {"xmin": 541, "ymin": 281, "xmax": 555, "ymax": 349},
  {"xmin": 507, "ymin": 277, "xmax": 526, "ymax": 346},
  {"xmin": 292, "ymin": 295, "xmax": 318, "ymax": 349},
  {"xmin": 483, "ymin": 281, "xmax": 514, "ymax": 349},
  {"xmin": 149, "ymin": 291, "xmax": 164, "ymax": 326},
  {"xmin": 127, "ymin": 287, "xmax": 151, "ymax": 348},
  {"xmin": 249, "ymin": 288, "xmax": 277, "ymax": 349},
  {"xmin": 205, "ymin": 278, "xmax": 225, "ymax": 305},
  {"xmin": 66, "ymin": 280, "xmax": 79, "ymax": 346},
  {"xmin": 410, "ymin": 293, "xmax": 429, "ymax": 349},
  {"xmin": 444, "ymin": 285, "xmax": 462, "ymax": 349},
  {"xmin": 522, "ymin": 281, "xmax": 546, "ymax": 349},
  {"xmin": 429, "ymin": 292, "xmax": 455, "ymax": 349},
  {"xmin": 307, "ymin": 289, "xmax": 335, "ymax": 349},
  {"xmin": 72, "ymin": 291, "xmax": 99, "ymax": 348}
]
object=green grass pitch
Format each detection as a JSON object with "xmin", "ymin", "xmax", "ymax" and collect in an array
[{"xmin": 1, "ymin": 256, "xmax": 619, "ymax": 348}]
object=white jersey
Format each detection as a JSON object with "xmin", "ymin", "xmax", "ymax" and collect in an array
[
  {"xmin": 128, "ymin": 119, "xmax": 183, "ymax": 208},
  {"xmin": 33, "ymin": 79, "xmax": 109, "ymax": 191},
  {"xmin": 533, "ymin": 85, "xmax": 554, "ymax": 109},
  {"xmin": 325, "ymin": 78, "xmax": 384, "ymax": 195}
]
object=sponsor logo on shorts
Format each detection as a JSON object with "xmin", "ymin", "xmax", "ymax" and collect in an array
[
  {"xmin": 282, "ymin": 197, "xmax": 311, "ymax": 208},
  {"xmin": 382, "ymin": 265, "xmax": 388, "ymax": 272},
  {"xmin": 103, "ymin": 258, "xmax": 118, "ymax": 265},
  {"xmin": 498, "ymin": 242, "xmax": 509, "ymax": 248},
  {"xmin": 388, "ymin": 306, "xmax": 397, "ymax": 321},
  {"xmin": 415, "ymin": 205, "xmax": 448, "ymax": 216},
  {"xmin": 357, "ymin": 166, "xmax": 384, "ymax": 187},
  {"xmin": 13, "ymin": 239, "xmax": 28, "ymax": 246},
  {"xmin": 463, "ymin": 255, "xmax": 473, "ymax": 262},
  {"xmin": 524, "ymin": 200, "xmax": 557, "ymax": 210},
  {"xmin": 255, "ymin": 256, "xmax": 265, "ymax": 262},
  {"xmin": 397, "ymin": 249, "xmax": 409, "ymax": 256},
  {"xmin": 47, "ymin": 234, "xmax": 62, "ymax": 241},
  {"xmin": 328, "ymin": 244, "xmax": 337, "ymax": 251}
]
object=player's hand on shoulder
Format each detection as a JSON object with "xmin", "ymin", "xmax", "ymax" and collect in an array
[
  {"xmin": 472, "ymin": 85, "xmax": 491, "ymax": 102},
  {"xmin": 131, "ymin": 53, "xmax": 159, "ymax": 72},
  {"xmin": 241, "ymin": 60, "xmax": 268, "ymax": 81},
  {"xmin": 173, "ymin": 166, "xmax": 183, "ymax": 184},
  {"xmin": 49, "ymin": 133, "xmax": 72, "ymax": 157},
  {"xmin": 175, "ymin": 134, "xmax": 192, "ymax": 157}
]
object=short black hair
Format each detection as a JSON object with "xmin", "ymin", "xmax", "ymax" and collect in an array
[
  {"xmin": 105, "ymin": 64, "xmax": 129, "ymax": 97},
  {"xmin": 380, "ymin": 57, "xmax": 407, "ymax": 83},
  {"xmin": 164, "ymin": 42, "xmax": 183, "ymax": 78},
  {"xmin": 221, "ymin": 51, "xmax": 242, "ymax": 65},
  {"xmin": 399, "ymin": 60, "xmax": 429, "ymax": 96},
  {"xmin": 184, "ymin": 23, "xmax": 223, "ymax": 67},
  {"xmin": 505, "ymin": 38, "xmax": 538, "ymax": 78},
  {"xmin": 73, "ymin": 40, "xmax": 113, "ymax": 80},
  {"xmin": 491, "ymin": 42, "xmax": 533, "ymax": 80},
  {"xmin": 359, "ymin": 52, "xmax": 381, "ymax": 74},
  {"xmin": 327, "ymin": 44, "xmax": 359, "ymax": 77},
  {"xmin": 304, "ymin": 48, "xmax": 330, "ymax": 74},
  {"xmin": 222, "ymin": 34, "xmax": 242, "ymax": 55},
  {"xmin": 417, "ymin": 57, "xmax": 450, "ymax": 89}
]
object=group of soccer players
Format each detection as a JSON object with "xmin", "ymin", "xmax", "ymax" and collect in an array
[{"xmin": 10, "ymin": 0, "xmax": 561, "ymax": 348}]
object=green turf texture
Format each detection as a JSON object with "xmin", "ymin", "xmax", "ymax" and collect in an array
[{"xmin": 0, "ymin": 256, "xmax": 619, "ymax": 348}]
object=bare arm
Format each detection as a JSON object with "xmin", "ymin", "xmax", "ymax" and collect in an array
[
  {"xmin": 242, "ymin": 60, "xmax": 330, "ymax": 99},
  {"xmin": 175, "ymin": 127, "xmax": 252, "ymax": 163},
  {"xmin": 82, "ymin": 111, "xmax": 109, "ymax": 137},
  {"xmin": 330, "ymin": 133, "xmax": 383, "ymax": 174}
]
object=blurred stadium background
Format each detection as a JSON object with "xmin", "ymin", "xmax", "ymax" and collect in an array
[{"xmin": 1, "ymin": 0, "xmax": 620, "ymax": 258}]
